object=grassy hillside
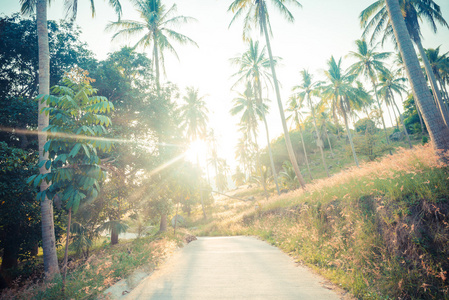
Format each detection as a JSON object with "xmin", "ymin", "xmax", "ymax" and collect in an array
[{"xmin": 192, "ymin": 145, "xmax": 449, "ymax": 299}]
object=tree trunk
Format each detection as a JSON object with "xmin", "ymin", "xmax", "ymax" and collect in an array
[
  {"xmin": 416, "ymin": 103, "xmax": 425, "ymax": 134},
  {"xmin": 261, "ymin": 17, "xmax": 306, "ymax": 189},
  {"xmin": 343, "ymin": 112, "xmax": 359, "ymax": 167},
  {"xmin": 153, "ymin": 40, "xmax": 161, "ymax": 97},
  {"xmin": 308, "ymin": 96, "xmax": 330, "ymax": 176},
  {"xmin": 257, "ymin": 82, "xmax": 280, "ymax": 195},
  {"xmin": 437, "ymin": 77, "xmax": 449, "ymax": 116},
  {"xmin": 252, "ymin": 127, "xmax": 269, "ymax": 200},
  {"xmin": 296, "ymin": 114, "xmax": 313, "ymax": 180},
  {"xmin": 415, "ymin": 38, "xmax": 449, "ymax": 127},
  {"xmin": 111, "ymin": 228, "xmax": 119, "ymax": 245},
  {"xmin": 393, "ymin": 95, "xmax": 413, "ymax": 149},
  {"xmin": 62, "ymin": 208, "xmax": 72, "ymax": 290},
  {"xmin": 37, "ymin": 0, "xmax": 60, "ymax": 278},
  {"xmin": 371, "ymin": 78, "xmax": 392, "ymax": 154},
  {"xmin": 386, "ymin": 0, "xmax": 449, "ymax": 152},
  {"xmin": 159, "ymin": 214, "xmax": 167, "ymax": 232},
  {"xmin": 323, "ymin": 122, "xmax": 335, "ymax": 158}
]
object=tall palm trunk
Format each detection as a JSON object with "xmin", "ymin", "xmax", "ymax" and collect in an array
[
  {"xmin": 251, "ymin": 128, "xmax": 269, "ymax": 199},
  {"xmin": 262, "ymin": 116, "xmax": 280, "ymax": 195},
  {"xmin": 390, "ymin": 101, "xmax": 400, "ymax": 130},
  {"xmin": 371, "ymin": 79, "xmax": 392, "ymax": 154},
  {"xmin": 343, "ymin": 110, "xmax": 359, "ymax": 167},
  {"xmin": 295, "ymin": 115, "xmax": 312, "ymax": 180},
  {"xmin": 308, "ymin": 97, "xmax": 330, "ymax": 177},
  {"xmin": 415, "ymin": 39, "xmax": 449, "ymax": 127},
  {"xmin": 437, "ymin": 77, "xmax": 449, "ymax": 115},
  {"xmin": 416, "ymin": 103, "xmax": 425, "ymax": 134},
  {"xmin": 153, "ymin": 40, "xmax": 161, "ymax": 96},
  {"xmin": 392, "ymin": 95, "xmax": 413, "ymax": 148},
  {"xmin": 257, "ymin": 83, "xmax": 280, "ymax": 195},
  {"xmin": 261, "ymin": 17, "xmax": 306, "ymax": 188},
  {"xmin": 37, "ymin": 0, "xmax": 60, "ymax": 278},
  {"xmin": 386, "ymin": 0, "xmax": 449, "ymax": 152},
  {"xmin": 323, "ymin": 123, "xmax": 335, "ymax": 158}
]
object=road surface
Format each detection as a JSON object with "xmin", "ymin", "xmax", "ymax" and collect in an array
[{"xmin": 125, "ymin": 236, "xmax": 343, "ymax": 299}]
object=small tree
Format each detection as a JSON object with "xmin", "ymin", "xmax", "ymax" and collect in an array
[{"xmin": 28, "ymin": 68, "xmax": 114, "ymax": 286}]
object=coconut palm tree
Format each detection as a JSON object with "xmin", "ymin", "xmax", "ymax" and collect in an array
[
  {"xmin": 383, "ymin": 0, "xmax": 449, "ymax": 152},
  {"xmin": 360, "ymin": 0, "xmax": 449, "ymax": 126},
  {"xmin": 228, "ymin": 0, "xmax": 306, "ymax": 189},
  {"xmin": 20, "ymin": 0, "xmax": 122, "ymax": 278},
  {"xmin": 293, "ymin": 70, "xmax": 330, "ymax": 177},
  {"xmin": 230, "ymin": 39, "xmax": 280, "ymax": 194},
  {"xmin": 230, "ymin": 82, "xmax": 270, "ymax": 197},
  {"xmin": 348, "ymin": 39, "xmax": 392, "ymax": 151},
  {"xmin": 106, "ymin": 0, "xmax": 197, "ymax": 95},
  {"xmin": 377, "ymin": 68, "xmax": 413, "ymax": 148},
  {"xmin": 180, "ymin": 87, "xmax": 209, "ymax": 218},
  {"xmin": 425, "ymin": 46, "xmax": 449, "ymax": 113},
  {"xmin": 320, "ymin": 56, "xmax": 369, "ymax": 167},
  {"xmin": 316, "ymin": 108, "xmax": 336, "ymax": 157},
  {"xmin": 286, "ymin": 95, "xmax": 313, "ymax": 180}
]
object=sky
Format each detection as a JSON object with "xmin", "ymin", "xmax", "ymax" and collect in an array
[{"xmin": 1, "ymin": 0, "xmax": 449, "ymax": 170}]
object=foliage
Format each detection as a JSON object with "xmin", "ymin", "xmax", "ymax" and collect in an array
[
  {"xmin": 403, "ymin": 94, "xmax": 427, "ymax": 134},
  {"xmin": 0, "ymin": 14, "xmax": 95, "ymax": 149},
  {"xmin": 0, "ymin": 143, "xmax": 40, "ymax": 275},
  {"xmin": 28, "ymin": 69, "xmax": 114, "ymax": 212},
  {"xmin": 354, "ymin": 117, "xmax": 377, "ymax": 133},
  {"xmin": 279, "ymin": 160, "xmax": 299, "ymax": 190}
]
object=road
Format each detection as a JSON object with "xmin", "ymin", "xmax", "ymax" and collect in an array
[{"xmin": 124, "ymin": 236, "xmax": 343, "ymax": 299}]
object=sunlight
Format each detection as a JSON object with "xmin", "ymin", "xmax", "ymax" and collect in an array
[{"xmin": 185, "ymin": 139, "xmax": 208, "ymax": 165}]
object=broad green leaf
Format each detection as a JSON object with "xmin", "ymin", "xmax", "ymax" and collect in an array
[{"xmin": 69, "ymin": 143, "xmax": 82, "ymax": 157}]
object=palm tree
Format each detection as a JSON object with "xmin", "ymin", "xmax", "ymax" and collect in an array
[
  {"xmin": 230, "ymin": 40, "xmax": 281, "ymax": 194},
  {"xmin": 316, "ymin": 108, "xmax": 336, "ymax": 157},
  {"xmin": 293, "ymin": 70, "xmax": 330, "ymax": 177},
  {"xmin": 347, "ymin": 39, "xmax": 392, "ymax": 152},
  {"xmin": 384, "ymin": 0, "xmax": 449, "ymax": 152},
  {"xmin": 360, "ymin": 0, "xmax": 449, "ymax": 126},
  {"xmin": 20, "ymin": 0, "xmax": 122, "ymax": 278},
  {"xmin": 107, "ymin": 0, "xmax": 197, "ymax": 95},
  {"xmin": 425, "ymin": 46, "xmax": 449, "ymax": 113},
  {"xmin": 377, "ymin": 68, "xmax": 413, "ymax": 148},
  {"xmin": 228, "ymin": 0, "xmax": 306, "ymax": 189},
  {"xmin": 320, "ymin": 57, "xmax": 369, "ymax": 167},
  {"xmin": 230, "ymin": 82, "xmax": 270, "ymax": 197},
  {"xmin": 180, "ymin": 87, "xmax": 209, "ymax": 218},
  {"xmin": 286, "ymin": 95, "xmax": 313, "ymax": 180}
]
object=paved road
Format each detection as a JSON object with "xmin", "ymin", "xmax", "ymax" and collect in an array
[{"xmin": 125, "ymin": 236, "xmax": 342, "ymax": 299}]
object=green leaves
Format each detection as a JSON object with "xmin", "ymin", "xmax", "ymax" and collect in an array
[{"xmin": 30, "ymin": 72, "xmax": 115, "ymax": 212}]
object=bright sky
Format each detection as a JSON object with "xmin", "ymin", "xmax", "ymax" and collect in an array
[{"xmin": 2, "ymin": 0, "xmax": 449, "ymax": 170}]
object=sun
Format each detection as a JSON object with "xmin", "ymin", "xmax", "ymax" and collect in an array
[{"xmin": 185, "ymin": 139, "xmax": 208, "ymax": 165}]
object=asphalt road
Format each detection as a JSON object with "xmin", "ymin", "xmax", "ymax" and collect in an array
[{"xmin": 124, "ymin": 236, "xmax": 342, "ymax": 300}]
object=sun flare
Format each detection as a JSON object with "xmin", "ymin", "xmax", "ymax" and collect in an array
[{"xmin": 185, "ymin": 139, "xmax": 208, "ymax": 165}]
